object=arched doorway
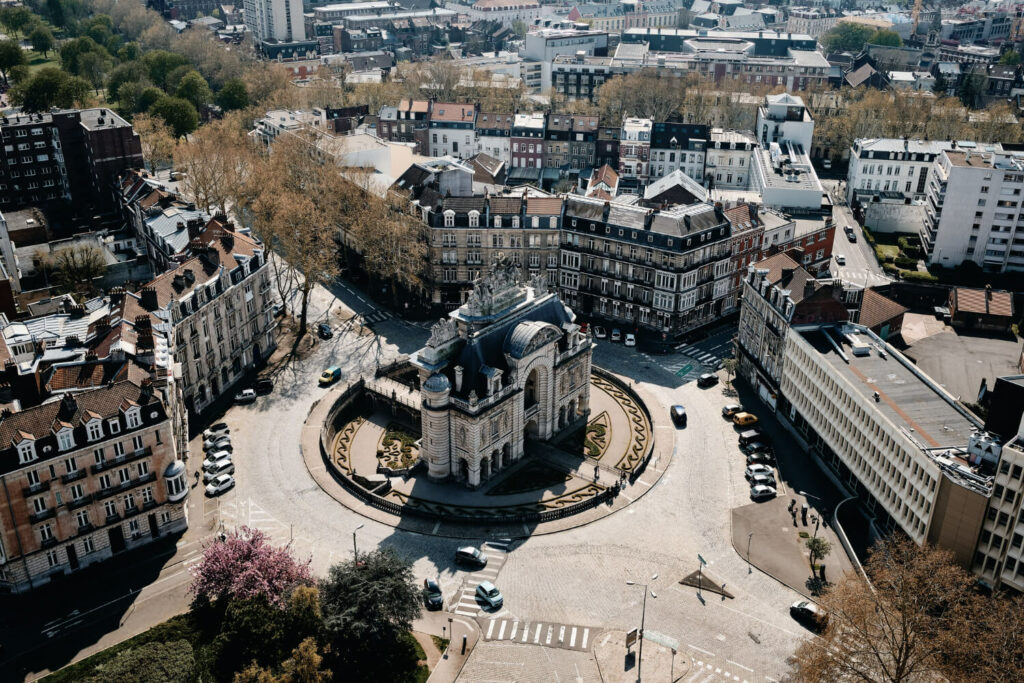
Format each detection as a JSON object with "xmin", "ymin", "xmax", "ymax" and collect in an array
[
  {"xmin": 481, "ymin": 457, "xmax": 490, "ymax": 480},
  {"xmin": 525, "ymin": 368, "xmax": 539, "ymax": 408},
  {"xmin": 502, "ymin": 443, "xmax": 511, "ymax": 468},
  {"xmin": 458, "ymin": 458, "xmax": 469, "ymax": 481},
  {"xmin": 568, "ymin": 398, "xmax": 577, "ymax": 421},
  {"xmin": 525, "ymin": 418, "xmax": 539, "ymax": 440}
]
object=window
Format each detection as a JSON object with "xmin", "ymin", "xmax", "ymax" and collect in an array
[
  {"xmin": 26, "ymin": 469, "xmax": 39, "ymax": 486},
  {"xmin": 104, "ymin": 500, "xmax": 118, "ymax": 518},
  {"xmin": 132, "ymin": 435, "xmax": 144, "ymax": 452},
  {"xmin": 38, "ymin": 523, "xmax": 53, "ymax": 542},
  {"xmin": 125, "ymin": 409, "xmax": 141, "ymax": 429},
  {"xmin": 56, "ymin": 430, "xmax": 75, "ymax": 452},
  {"xmin": 142, "ymin": 487, "xmax": 154, "ymax": 504},
  {"xmin": 75, "ymin": 509, "xmax": 90, "ymax": 529},
  {"xmin": 46, "ymin": 549, "xmax": 60, "ymax": 568},
  {"xmin": 32, "ymin": 497, "xmax": 47, "ymax": 514},
  {"xmin": 468, "ymin": 211, "xmax": 479, "ymax": 227},
  {"xmin": 86, "ymin": 420, "xmax": 102, "ymax": 441},
  {"xmin": 124, "ymin": 493, "xmax": 136, "ymax": 511},
  {"xmin": 108, "ymin": 419, "xmax": 121, "ymax": 434},
  {"xmin": 129, "ymin": 519, "xmax": 140, "ymax": 535},
  {"xmin": 64, "ymin": 457, "xmax": 78, "ymax": 475},
  {"xmin": 113, "ymin": 442, "xmax": 124, "ymax": 457},
  {"xmin": 83, "ymin": 537, "xmax": 94, "ymax": 554},
  {"xmin": 137, "ymin": 461, "xmax": 149, "ymax": 477},
  {"xmin": 69, "ymin": 484, "xmax": 83, "ymax": 501},
  {"xmin": 17, "ymin": 440, "xmax": 36, "ymax": 464},
  {"xmin": 99, "ymin": 474, "xmax": 111, "ymax": 490},
  {"xmin": 119, "ymin": 467, "xmax": 131, "ymax": 484}
]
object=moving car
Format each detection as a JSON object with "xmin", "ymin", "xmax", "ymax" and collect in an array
[
  {"xmin": 205, "ymin": 473, "xmax": 235, "ymax": 496},
  {"xmin": 733, "ymin": 412, "xmax": 759, "ymax": 427},
  {"xmin": 697, "ymin": 373, "xmax": 719, "ymax": 388},
  {"xmin": 749, "ymin": 472, "xmax": 776, "ymax": 488},
  {"xmin": 475, "ymin": 581, "xmax": 504, "ymax": 610},
  {"xmin": 746, "ymin": 451, "xmax": 775, "ymax": 465},
  {"xmin": 611, "ymin": 328, "xmax": 622, "ymax": 342},
  {"xmin": 624, "ymin": 332, "xmax": 636, "ymax": 347},
  {"xmin": 790, "ymin": 600, "xmax": 828, "ymax": 632},
  {"xmin": 202, "ymin": 451, "xmax": 233, "ymax": 470},
  {"xmin": 319, "ymin": 367, "xmax": 341, "ymax": 386},
  {"xmin": 834, "ymin": 254, "xmax": 846, "ymax": 266},
  {"xmin": 455, "ymin": 546, "xmax": 488, "ymax": 568},
  {"xmin": 203, "ymin": 423, "xmax": 229, "ymax": 440},
  {"xmin": 317, "ymin": 322, "xmax": 333, "ymax": 339},
  {"xmin": 670, "ymin": 405, "xmax": 687, "ymax": 427},
  {"xmin": 203, "ymin": 459, "xmax": 235, "ymax": 482},
  {"xmin": 423, "ymin": 578, "xmax": 443, "ymax": 610},
  {"xmin": 234, "ymin": 388, "xmax": 257, "ymax": 404},
  {"xmin": 593, "ymin": 326, "xmax": 607, "ymax": 339},
  {"xmin": 204, "ymin": 435, "xmax": 231, "ymax": 451},
  {"xmin": 722, "ymin": 404, "xmax": 743, "ymax": 418},
  {"xmin": 846, "ymin": 228, "xmax": 857, "ymax": 243},
  {"xmin": 750, "ymin": 484, "xmax": 777, "ymax": 501},
  {"xmin": 745, "ymin": 463, "xmax": 773, "ymax": 480}
]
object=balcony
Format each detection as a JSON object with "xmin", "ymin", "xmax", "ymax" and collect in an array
[
  {"xmin": 22, "ymin": 480, "xmax": 50, "ymax": 497},
  {"xmin": 94, "ymin": 472, "xmax": 157, "ymax": 501},
  {"xmin": 61, "ymin": 469, "xmax": 87, "ymax": 484},
  {"xmin": 40, "ymin": 536, "xmax": 58, "ymax": 549},
  {"xmin": 92, "ymin": 447, "xmax": 152, "ymax": 474},
  {"xmin": 75, "ymin": 522, "xmax": 95, "ymax": 537},
  {"xmin": 67, "ymin": 494, "xmax": 93, "ymax": 510},
  {"xmin": 29, "ymin": 508, "xmax": 55, "ymax": 524},
  {"xmin": 106, "ymin": 512, "xmax": 121, "ymax": 524}
]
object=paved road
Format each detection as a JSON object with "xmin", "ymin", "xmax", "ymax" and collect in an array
[{"xmin": 826, "ymin": 187, "xmax": 891, "ymax": 290}]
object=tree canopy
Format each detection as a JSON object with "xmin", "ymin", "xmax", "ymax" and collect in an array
[
  {"xmin": 819, "ymin": 23, "xmax": 876, "ymax": 53},
  {"xmin": 149, "ymin": 95, "xmax": 199, "ymax": 137}
]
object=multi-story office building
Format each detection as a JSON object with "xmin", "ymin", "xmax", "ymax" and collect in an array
[
  {"xmin": 511, "ymin": 113, "xmax": 546, "ymax": 169},
  {"xmin": 0, "ymin": 109, "xmax": 143, "ymax": 216},
  {"xmin": 618, "ymin": 117, "xmax": 652, "ymax": 185},
  {"xmin": 244, "ymin": 0, "xmax": 305, "ymax": 43},
  {"xmin": 0, "ymin": 381, "xmax": 189, "ymax": 592},
  {"xmin": 706, "ymin": 129, "xmax": 757, "ymax": 190},
  {"xmin": 921, "ymin": 148, "xmax": 1024, "ymax": 273},
  {"xmin": 428, "ymin": 103, "xmax": 477, "ymax": 159},
  {"xmin": 521, "ymin": 24, "xmax": 609, "ymax": 92},
  {"xmin": 648, "ymin": 121, "xmax": 708, "ymax": 183},
  {"xmin": 476, "ymin": 112, "xmax": 514, "ymax": 166},
  {"xmin": 124, "ymin": 220, "xmax": 277, "ymax": 414},
  {"xmin": 558, "ymin": 196, "xmax": 735, "ymax": 337}
]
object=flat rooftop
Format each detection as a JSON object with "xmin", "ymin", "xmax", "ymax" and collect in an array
[{"xmin": 800, "ymin": 326, "xmax": 981, "ymax": 451}]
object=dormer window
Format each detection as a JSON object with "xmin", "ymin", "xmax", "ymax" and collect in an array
[
  {"xmin": 86, "ymin": 420, "xmax": 103, "ymax": 442},
  {"xmin": 108, "ymin": 419, "xmax": 121, "ymax": 434},
  {"xmin": 468, "ymin": 210, "xmax": 479, "ymax": 227},
  {"xmin": 443, "ymin": 210, "xmax": 455, "ymax": 228},
  {"xmin": 512, "ymin": 216, "xmax": 520, "ymax": 228},
  {"xmin": 125, "ymin": 408, "xmax": 141, "ymax": 430},
  {"xmin": 17, "ymin": 440, "xmax": 36, "ymax": 464},
  {"xmin": 494, "ymin": 216, "xmax": 502, "ymax": 228},
  {"xmin": 56, "ymin": 429, "xmax": 75, "ymax": 452}
]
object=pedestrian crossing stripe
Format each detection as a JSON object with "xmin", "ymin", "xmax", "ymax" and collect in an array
[{"xmin": 481, "ymin": 618, "xmax": 592, "ymax": 651}]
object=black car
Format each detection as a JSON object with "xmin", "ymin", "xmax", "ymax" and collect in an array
[
  {"xmin": 670, "ymin": 405, "xmax": 687, "ymax": 427},
  {"xmin": 790, "ymin": 600, "xmax": 828, "ymax": 632},
  {"xmin": 740, "ymin": 440, "xmax": 772, "ymax": 455},
  {"xmin": 317, "ymin": 323, "xmax": 333, "ymax": 339},
  {"xmin": 455, "ymin": 546, "xmax": 488, "ymax": 568},
  {"xmin": 423, "ymin": 578, "xmax": 443, "ymax": 610},
  {"xmin": 697, "ymin": 373, "xmax": 719, "ymax": 388},
  {"xmin": 254, "ymin": 378, "xmax": 274, "ymax": 395}
]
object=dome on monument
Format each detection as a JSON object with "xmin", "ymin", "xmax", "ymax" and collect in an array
[
  {"xmin": 423, "ymin": 373, "xmax": 451, "ymax": 393},
  {"xmin": 504, "ymin": 320, "xmax": 562, "ymax": 360}
]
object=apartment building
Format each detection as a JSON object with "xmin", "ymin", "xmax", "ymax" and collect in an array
[
  {"xmin": 568, "ymin": 116, "xmax": 599, "ymax": 171},
  {"xmin": 511, "ymin": 113, "xmax": 546, "ymax": 169},
  {"xmin": 596, "ymin": 127, "xmax": 620, "ymax": 170},
  {"xmin": 921, "ymin": 149, "xmax": 1024, "ymax": 273},
  {"xmin": 243, "ymin": 0, "xmax": 305, "ymax": 43},
  {"xmin": 649, "ymin": 121, "xmax": 708, "ymax": 183},
  {"xmin": 706, "ymin": 129, "xmax": 757, "ymax": 190},
  {"xmin": 476, "ymin": 112, "xmax": 514, "ymax": 166},
  {"xmin": 0, "ymin": 381, "xmax": 189, "ymax": 592},
  {"xmin": 377, "ymin": 99, "xmax": 430, "ymax": 155},
  {"xmin": 312, "ymin": 1, "xmax": 393, "ymax": 23},
  {"xmin": 785, "ymin": 7, "xmax": 839, "ymax": 38},
  {"xmin": 544, "ymin": 115, "xmax": 572, "ymax": 170},
  {"xmin": 618, "ymin": 117, "xmax": 652, "ymax": 186},
  {"xmin": 520, "ymin": 25, "xmax": 609, "ymax": 92},
  {"xmin": 557, "ymin": 196, "xmax": 735, "ymax": 337},
  {"xmin": 542, "ymin": 113, "xmax": 600, "ymax": 172},
  {"xmin": 124, "ymin": 220, "xmax": 277, "ymax": 414},
  {"xmin": 755, "ymin": 93, "xmax": 815, "ymax": 153},
  {"xmin": 566, "ymin": 0, "xmax": 683, "ymax": 33},
  {"xmin": 428, "ymin": 103, "xmax": 477, "ymax": 160},
  {"xmin": 0, "ymin": 109, "xmax": 143, "ymax": 216}
]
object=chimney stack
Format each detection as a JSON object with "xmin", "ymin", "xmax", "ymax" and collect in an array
[{"xmin": 140, "ymin": 286, "xmax": 159, "ymax": 311}]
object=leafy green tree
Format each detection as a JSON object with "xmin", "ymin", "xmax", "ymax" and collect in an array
[
  {"xmin": 216, "ymin": 77, "xmax": 249, "ymax": 111},
  {"xmin": 28, "ymin": 25, "xmax": 55, "ymax": 57},
  {"xmin": 999, "ymin": 51, "xmax": 1022, "ymax": 66},
  {"xmin": 805, "ymin": 536, "xmax": 833, "ymax": 577},
  {"xmin": 868, "ymin": 29, "xmax": 902, "ymax": 47},
  {"xmin": 175, "ymin": 70, "xmax": 212, "ymax": 110},
  {"xmin": 149, "ymin": 95, "xmax": 200, "ymax": 137},
  {"xmin": 819, "ymin": 23, "xmax": 876, "ymax": 53},
  {"xmin": 137, "ymin": 85, "xmax": 166, "ymax": 113},
  {"xmin": 0, "ymin": 38, "xmax": 26, "ymax": 84},
  {"xmin": 45, "ymin": 0, "xmax": 67, "ymax": 28},
  {"xmin": 165, "ymin": 64, "xmax": 195, "ymax": 93},
  {"xmin": 11, "ymin": 66, "xmax": 90, "ymax": 111},
  {"xmin": 932, "ymin": 70, "xmax": 949, "ymax": 96},
  {"xmin": 107, "ymin": 60, "xmax": 149, "ymax": 101},
  {"xmin": 84, "ymin": 640, "xmax": 195, "ymax": 683},
  {"xmin": 60, "ymin": 37, "xmax": 108, "ymax": 75},
  {"xmin": 142, "ymin": 49, "xmax": 189, "ymax": 90},
  {"xmin": 78, "ymin": 51, "xmax": 113, "ymax": 94},
  {"xmin": 0, "ymin": 6, "xmax": 32, "ymax": 37}
]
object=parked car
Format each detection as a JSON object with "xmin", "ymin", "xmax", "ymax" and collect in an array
[
  {"xmin": 234, "ymin": 389, "xmax": 257, "ymax": 404},
  {"xmin": 319, "ymin": 367, "xmax": 341, "ymax": 386},
  {"xmin": 203, "ymin": 459, "xmax": 235, "ymax": 482},
  {"xmin": 738, "ymin": 429, "xmax": 770, "ymax": 447},
  {"xmin": 455, "ymin": 546, "xmax": 488, "ymax": 568},
  {"xmin": 593, "ymin": 326, "xmax": 607, "ymax": 339},
  {"xmin": 745, "ymin": 463, "xmax": 774, "ymax": 480},
  {"xmin": 203, "ymin": 435, "xmax": 231, "ymax": 451},
  {"xmin": 750, "ymin": 484, "xmax": 777, "ymax": 501},
  {"xmin": 697, "ymin": 373, "xmax": 719, "ymax": 388},
  {"xmin": 732, "ymin": 412, "xmax": 759, "ymax": 427},
  {"xmin": 254, "ymin": 378, "xmax": 274, "ymax": 395},
  {"xmin": 317, "ymin": 322, "xmax": 333, "ymax": 339},
  {"xmin": 611, "ymin": 328, "xmax": 622, "ymax": 342},
  {"xmin": 670, "ymin": 405, "xmax": 687, "ymax": 427},
  {"xmin": 834, "ymin": 254, "xmax": 846, "ymax": 266},
  {"xmin": 790, "ymin": 600, "xmax": 828, "ymax": 632},
  {"xmin": 746, "ymin": 451, "xmax": 775, "ymax": 465},
  {"xmin": 740, "ymin": 441, "xmax": 772, "ymax": 455},
  {"xmin": 624, "ymin": 332, "xmax": 636, "ymax": 347},
  {"xmin": 423, "ymin": 578, "xmax": 443, "ymax": 610},
  {"xmin": 475, "ymin": 581, "xmax": 504, "ymax": 609},
  {"xmin": 846, "ymin": 229, "xmax": 857, "ymax": 243},
  {"xmin": 205, "ymin": 473, "xmax": 235, "ymax": 496},
  {"xmin": 203, "ymin": 423, "xmax": 229, "ymax": 440},
  {"xmin": 749, "ymin": 472, "xmax": 776, "ymax": 488},
  {"xmin": 722, "ymin": 404, "xmax": 743, "ymax": 418},
  {"xmin": 202, "ymin": 451, "xmax": 232, "ymax": 470}
]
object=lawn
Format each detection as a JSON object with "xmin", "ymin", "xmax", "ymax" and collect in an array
[
  {"xmin": 874, "ymin": 244, "xmax": 900, "ymax": 261},
  {"xmin": 24, "ymin": 48, "xmax": 59, "ymax": 75}
]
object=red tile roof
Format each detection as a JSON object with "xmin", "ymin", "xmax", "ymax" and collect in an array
[
  {"xmin": 951, "ymin": 287, "xmax": 1014, "ymax": 318},
  {"xmin": 430, "ymin": 103, "xmax": 476, "ymax": 123},
  {"xmin": 859, "ymin": 288, "xmax": 907, "ymax": 329}
]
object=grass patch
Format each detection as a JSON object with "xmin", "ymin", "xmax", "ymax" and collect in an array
[
  {"xmin": 486, "ymin": 460, "xmax": 570, "ymax": 496},
  {"xmin": 380, "ymin": 423, "xmax": 420, "ymax": 469},
  {"xmin": 874, "ymin": 244, "xmax": 899, "ymax": 262},
  {"xmin": 799, "ymin": 531, "xmax": 810, "ymax": 539},
  {"xmin": 24, "ymin": 49, "xmax": 60, "ymax": 75},
  {"xmin": 431, "ymin": 635, "xmax": 450, "ymax": 652}
]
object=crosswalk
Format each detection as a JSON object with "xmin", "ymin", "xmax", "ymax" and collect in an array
[
  {"xmin": 683, "ymin": 649, "xmax": 774, "ymax": 683},
  {"xmin": 482, "ymin": 618, "xmax": 594, "ymax": 652},
  {"xmin": 334, "ymin": 309, "xmax": 393, "ymax": 336},
  {"xmin": 451, "ymin": 541, "xmax": 510, "ymax": 617}
]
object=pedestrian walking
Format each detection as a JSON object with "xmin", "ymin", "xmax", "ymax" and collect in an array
[{"xmin": 594, "ymin": 465, "xmax": 600, "ymax": 482}]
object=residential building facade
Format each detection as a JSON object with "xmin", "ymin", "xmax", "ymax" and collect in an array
[
  {"xmin": 649, "ymin": 121, "xmax": 708, "ymax": 183},
  {"xmin": 618, "ymin": 117, "xmax": 652, "ymax": 185},
  {"xmin": 429, "ymin": 103, "xmax": 477, "ymax": 159},
  {"xmin": 706, "ymin": 129, "xmax": 757, "ymax": 189},
  {"xmin": 475, "ymin": 112, "xmax": 514, "ymax": 166},
  {"xmin": 511, "ymin": 113, "xmax": 547, "ymax": 169}
]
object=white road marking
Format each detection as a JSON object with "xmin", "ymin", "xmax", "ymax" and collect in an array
[
  {"xmin": 546, "ymin": 625, "xmax": 553, "ymax": 645},
  {"xmin": 727, "ymin": 660, "xmax": 754, "ymax": 672},
  {"xmin": 486, "ymin": 620, "xmax": 495, "ymax": 639},
  {"xmin": 521, "ymin": 622, "xmax": 529, "ymax": 642},
  {"xmin": 498, "ymin": 620, "xmax": 507, "ymax": 640},
  {"xmin": 570, "ymin": 627, "xmax": 577, "ymax": 648},
  {"xmin": 581, "ymin": 628, "xmax": 590, "ymax": 649},
  {"xmin": 510, "ymin": 621, "xmax": 519, "ymax": 640},
  {"xmin": 688, "ymin": 644, "xmax": 714, "ymax": 656},
  {"xmin": 534, "ymin": 624, "xmax": 542, "ymax": 643}
]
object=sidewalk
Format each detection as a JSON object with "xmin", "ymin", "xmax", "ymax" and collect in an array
[
  {"xmin": 415, "ymin": 610, "xmax": 480, "ymax": 683},
  {"xmin": 593, "ymin": 630, "xmax": 690, "ymax": 683}
]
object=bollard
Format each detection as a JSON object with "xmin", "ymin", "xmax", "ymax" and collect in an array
[{"xmin": 461, "ymin": 634, "xmax": 467, "ymax": 655}]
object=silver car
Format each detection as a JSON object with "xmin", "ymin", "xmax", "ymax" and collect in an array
[
  {"xmin": 475, "ymin": 580, "xmax": 503, "ymax": 610},
  {"xmin": 745, "ymin": 463, "xmax": 773, "ymax": 480},
  {"xmin": 750, "ymin": 484, "xmax": 777, "ymax": 501}
]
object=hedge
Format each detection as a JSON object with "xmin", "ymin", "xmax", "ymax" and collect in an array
[
  {"xmin": 902, "ymin": 270, "xmax": 938, "ymax": 282},
  {"xmin": 894, "ymin": 257, "xmax": 919, "ymax": 269}
]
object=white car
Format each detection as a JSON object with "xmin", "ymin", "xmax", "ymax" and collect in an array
[
  {"xmin": 203, "ymin": 423, "xmax": 229, "ymax": 440},
  {"xmin": 745, "ymin": 463, "xmax": 773, "ymax": 480},
  {"xmin": 624, "ymin": 333, "xmax": 636, "ymax": 347},
  {"xmin": 749, "ymin": 472, "xmax": 776, "ymax": 488},
  {"xmin": 205, "ymin": 473, "xmax": 235, "ymax": 496},
  {"xmin": 834, "ymin": 254, "xmax": 846, "ymax": 266},
  {"xmin": 750, "ymin": 484, "xmax": 777, "ymax": 501},
  {"xmin": 234, "ymin": 388, "xmax": 257, "ymax": 404},
  {"xmin": 475, "ymin": 581, "xmax": 504, "ymax": 610},
  {"xmin": 202, "ymin": 451, "xmax": 232, "ymax": 470},
  {"xmin": 204, "ymin": 435, "xmax": 231, "ymax": 451},
  {"xmin": 203, "ymin": 460, "xmax": 235, "ymax": 482}
]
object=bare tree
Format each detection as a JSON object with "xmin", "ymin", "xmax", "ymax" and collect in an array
[
  {"xmin": 132, "ymin": 113, "xmax": 176, "ymax": 173},
  {"xmin": 46, "ymin": 244, "xmax": 106, "ymax": 296}
]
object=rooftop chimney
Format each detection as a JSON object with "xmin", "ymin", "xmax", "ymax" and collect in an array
[{"xmin": 140, "ymin": 286, "xmax": 159, "ymax": 311}]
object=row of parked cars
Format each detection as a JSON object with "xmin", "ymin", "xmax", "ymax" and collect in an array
[
  {"xmin": 202, "ymin": 423, "xmax": 236, "ymax": 496},
  {"xmin": 723, "ymin": 405, "xmax": 779, "ymax": 502},
  {"xmin": 586, "ymin": 324, "xmax": 636, "ymax": 347}
]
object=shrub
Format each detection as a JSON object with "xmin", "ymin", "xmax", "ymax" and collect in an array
[
  {"xmin": 902, "ymin": 245, "xmax": 921, "ymax": 259},
  {"xmin": 894, "ymin": 257, "xmax": 919, "ymax": 270},
  {"xmin": 903, "ymin": 270, "xmax": 938, "ymax": 282},
  {"xmin": 882, "ymin": 263, "xmax": 901, "ymax": 275},
  {"xmin": 862, "ymin": 226, "xmax": 877, "ymax": 245}
]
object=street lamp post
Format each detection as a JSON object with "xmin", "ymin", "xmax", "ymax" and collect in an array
[
  {"xmin": 352, "ymin": 523, "xmax": 364, "ymax": 561},
  {"xmin": 626, "ymin": 575, "xmax": 656, "ymax": 682},
  {"xmin": 746, "ymin": 532, "xmax": 754, "ymax": 574}
]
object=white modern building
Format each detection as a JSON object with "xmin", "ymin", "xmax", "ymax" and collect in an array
[
  {"xmin": 750, "ymin": 143, "xmax": 824, "ymax": 212},
  {"xmin": 755, "ymin": 93, "xmax": 815, "ymax": 154},
  {"xmin": 243, "ymin": 0, "xmax": 305, "ymax": 43},
  {"xmin": 520, "ymin": 25, "xmax": 609, "ymax": 92},
  {"xmin": 921, "ymin": 148, "xmax": 1024, "ymax": 273},
  {"xmin": 707, "ymin": 129, "xmax": 758, "ymax": 190}
]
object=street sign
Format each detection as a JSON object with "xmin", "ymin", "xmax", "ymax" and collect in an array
[
  {"xmin": 675, "ymin": 363, "xmax": 693, "ymax": 377},
  {"xmin": 698, "ymin": 554, "xmax": 707, "ymax": 566},
  {"xmin": 625, "ymin": 628, "xmax": 639, "ymax": 648}
]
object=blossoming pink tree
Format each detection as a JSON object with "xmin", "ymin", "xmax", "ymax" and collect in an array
[{"xmin": 189, "ymin": 526, "xmax": 313, "ymax": 607}]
